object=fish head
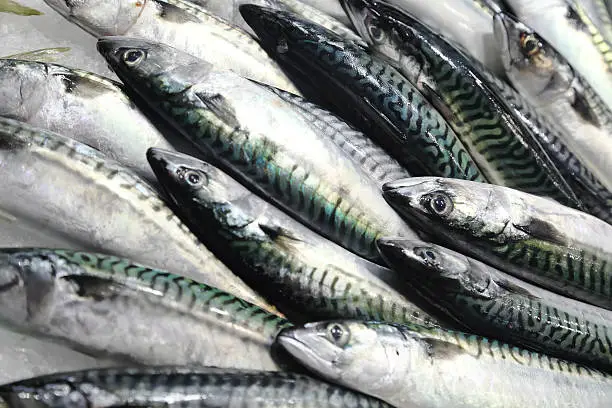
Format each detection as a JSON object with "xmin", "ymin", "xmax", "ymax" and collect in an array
[
  {"xmin": 493, "ymin": 12, "xmax": 572, "ymax": 101},
  {"xmin": 97, "ymin": 36, "xmax": 213, "ymax": 101},
  {"xmin": 278, "ymin": 321, "xmax": 412, "ymax": 391},
  {"xmin": 340, "ymin": 0, "xmax": 404, "ymax": 61},
  {"xmin": 377, "ymin": 238, "xmax": 501, "ymax": 300},
  {"xmin": 44, "ymin": 0, "xmax": 146, "ymax": 36},
  {"xmin": 383, "ymin": 177, "xmax": 511, "ymax": 241}
]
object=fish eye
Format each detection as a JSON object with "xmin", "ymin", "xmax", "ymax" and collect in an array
[
  {"xmin": 519, "ymin": 33, "xmax": 540, "ymax": 57},
  {"xmin": 424, "ymin": 192, "xmax": 453, "ymax": 217},
  {"xmin": 185, "ymin": 171, "xmax": 204, "ymax": 187},
  {"xmin": 326, "ymin": 323, "xmax": 350, "ymax": 347},
  {"xmin": 122, "ymin": 49, "xmax": 145, "ymax": 66}
]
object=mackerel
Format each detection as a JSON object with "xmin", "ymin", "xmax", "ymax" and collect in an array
[
  {"xmin": 494, "ymin": 11, "xmax": 612, "ymax": 193},
  {"xmin": 0, "ymin": 117, "xmax": 271, "ymax": 311},
  {"xmin": 239, "ymin": 5, "xmax": 487, "ymax": 184},
  {"xmin": 0, "ymin": 248, "xmax": 291, "ymax": 370},
  {"xmin": 279, "ymin": 321, "xmax": 612, "ymax": 408},
  {"xmin": 343, "ymin": 0, "xmax": 581, "ymax": 208},
  {"xmin": 474, "ymin": 64, "xmax": 612, "ymax": 224},
  {"xmin": 98, "ymin": 37, "xmax": 418, "ymax": 262},
  {"xmin": 261, "ymin": 84, "xmax": 411, "ymax": 188},
  {"xmin": 0, "ymin": 368, "xmax": 392, "ymax": 408},
  {"xmin": 505, "ymin": 0, "xmax": 612, "ymax": 112},
  {"xmin": 44, "ymin": 0, "xmax": 299, "ymax": 93},
  {"xmin": 0, "ymin": 59, "xmax": 186, "ymax": 183},
  {"xmin": 383, "ymin": 177, "xmax": 612, "ymax": 310},
  {"xmin": 378, "ymin": 239, "xmax": 612, "ymax": 371},
  {"xmin": 147, "ymin": 148, "xmax": 439, "ymax": 327}
]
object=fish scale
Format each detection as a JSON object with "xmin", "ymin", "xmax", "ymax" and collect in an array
[
  {"xmin": 262, "ymin": 84, "xmax": 411, "ymax": 188},
  {"xmin": 378, "ymin": 240, "xmax": 612, "ymax": 371},
  {"xmin": 239, "ymin": 6, "xmax": 486, "ymax": 183},
  {"xmin": 0, "ymin": 368, "xmax": 392, "ymax": 408},
  {"xmin": 342, "ymin": 0, "xmax": 581, "ymax": 207}
]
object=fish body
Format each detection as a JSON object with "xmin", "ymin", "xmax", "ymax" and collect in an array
[
  {"xmin": 189, "ymin": 0, "xmax": 364, "ymax": 45},
  {"xmin": 378, "ymin": 239, "xmax": 612, "ymax": 371},
  {"xmin": 474, "ymin": 65, "xmax": 612, "ymax": 224},
  {"xmin": 147, "ymin": 148, "xmax": 439, "ymax": 327},
  {"xmin": 239, "ymin": 5, "xmax": 487, "ymax": 184},
  {"xmin": 0, "ymin": 248, "xmax": 290, "ymax": 370},
  {"xmin": 494, "ymin": 11, "xmax": 612, "ymax": 194},
  {"xmin": 0, "ymin": 368, "xmax": 392, "ymax": 408},
  {"xmin": 505, "ymin": 0, "xmax": 612, "ymax": 112},
  {"xmin": 383, "ymin": 177, "xmax": 612, "ymax": 310},
  {"xmin": 343, "ymin": 0, "xmax": 581, "ymax": 208},
  {"xmin": 98, "ymin": 37, "xmax": 417, "ymax": 262},
  {"xmin": 279, "ymin": 321, "xmax": 612, "ymax": 408},
  {"xmin": 44, "ymin": 0, "xmax": 299, "ymax": 93},
  {"xmin": 362, "ymin": 0, "xmax": 505, "ymax": 75},
  {"xmin": 0, "ymin": 117, "xmax": 270, "ymax": 311},
  {"xmin": 0, "ymin": 59, "xmax": 184, "ymax": 183},
  {"xmin": 261, "ymin": 84, "xmax": 411, "ymax": 188}
]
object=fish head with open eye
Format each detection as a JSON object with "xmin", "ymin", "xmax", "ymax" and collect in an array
[
  {"xmin": 493, "ymin": 11, "xmax": 574, "ymax": 103},
  {"xmin": 377, "ymin": 239, "xmax": 504, "ymax": 303},
  {"xmin": 382, "ymin": 177, "xmax": 514, "ymax": 244},
  {"xmin": 44, "ymin": 0, "xmax": 147, "ymax": 37},
  {"xmin": 97, "ymin": 36, "xmax": 214, "ymax": 105},
  {"xmin": 277, "ymin": 321, "xmax": 415, "ymax": 398}
]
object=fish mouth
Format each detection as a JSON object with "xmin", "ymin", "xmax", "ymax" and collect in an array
[
  {"xmin": 340, "ymin": 0, "xmax": 373, "ymax": 41},
  {"xmin": 376, "ymin": 237, "xmax": 419, "ymax": 267},
  {"xmin": 493, "ymin": 12, "xmax": 516, "ymax": 70},
  {"xmin": 277, "ymin": 329, "xmax": 339, "ymax": 379},
  {"xmin": 146, "ymin": 148, "xmax": 183, "ymax": 185}
]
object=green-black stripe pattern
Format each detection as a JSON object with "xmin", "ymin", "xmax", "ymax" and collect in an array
[
  {"xmin": 378, "ymin": 7, "xmax": 581, "ymax": 207},
  {"xmin": 0, "ymin": 368, "xmax": 393, "ymax": 408}
]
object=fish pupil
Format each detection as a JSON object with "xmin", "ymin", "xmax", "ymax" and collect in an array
[
  {"xmin": 124, "ymin": 50, "xmax": 143, "ymax": 64},
  {"xmin": 433, "ymin": 195, "xmax": 447, "ymax": 213},
  {"xmin": 188, "ymin": 173, "xmax": 201, "ymax": 185},
  {"xmin": 330, "ymin": 325, "xmax": 343, "ymax": 341}
]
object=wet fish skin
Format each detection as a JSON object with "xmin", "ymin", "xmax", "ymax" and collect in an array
[
  {"xmin": 377, "ymin": 238, "xmax": 612, "ymax": 371},
  {"xmin": 383, "ymin": 177, "xmax": 612, "ymax": 310},
  {"xmin": 147, "ymin": 148, "xmax": 439, "ymax": 327},
  {"xmin": 343, "ymin": 0, "xmax": 581, "ymax": 209},
  {"xmin": 240, "ymin": 5, "xmax": 487, "ymax": 184},
  {"xmin": 505, "ymin": 0, "xmax": 612, "ymax": 112},
  {"xmin": 98, "ymin": 37, "xmax": 417, "ymax": 262},
  {"xmin": 260, "ymin": 83, "xmax": 411, "ymax": 188},
  {"xmin": 0, "ymin": 248, "xmax": 291, "ymax": 370},
  {"xmin": 0, "ymin": 117, "xmax": 270, "ymax": 312},
  {"xmin": 278, "ymin": 321, "xmax": 612, "ymax": 408},
  {"xmin": 0, "ymin": 59, "xmax": 184, "ymax": 183},
  {"xmin": 0, "ymin": 367, "xmax": 392, "ymax": 408},
  {"xmin": 189, "ymin": 0, "xmax": 364, "ymax": 45},
  {"xmin": 474, "ymin": 64, "xmax": 612, "ymax": 225},
  {"xmin": 493, "ymin": 11, "xmax": 612, "ymax": 193},
  {"xmin": 44, "ymin": 0, "xmax": 299, "ymax": 94}
]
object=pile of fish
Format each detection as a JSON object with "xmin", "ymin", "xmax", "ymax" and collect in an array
[{"xmin": 0, "ymin": 0, "xmax": 610, "ymax": 407}]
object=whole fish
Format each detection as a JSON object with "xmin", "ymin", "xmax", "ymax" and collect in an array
[
  {"xmin": 494, "ymin": 12, "xmax": 612, "ymax": 193},
  {"xmin": 278, "ymin": 321, "xmax": 612, "ymax": 408},
  {"xmin": 98, "ymin": 37, "xmax": 417, "ymax": 262},
  {"xmin": 188, "ymin": 0, "xmax": 364, "ymax": 45},
  {"xmin": 377, "ymin": 239, "xmax": 612, "ymax": 371},
  {"xmin": 475, "ymin": 64, "xmax": 612, "ymax": 225},
  {"xmin": 343, "ymin": 0, "xmax": 581, "ymax": 208},
  {"xmin": 383, "ymin": 177, "xmax": 612, "ymax": 310},
  {"xmin": 260, "ymin": 84, "xmax": 411, "ymax": 188},
  {"xmin": 0, "ymin": 367, "xmax": 392, "ymax": 408},
  {"xmin": 0, "ymin": 59, "xmax": 188, "ymax": 183},
  {"xmin": 505, "ymin": 0, "xmax": 612, "ymax": 112},
  {"xmin": 147, "ymin": 148, "xmax": 439, "ymax": 327},
  {"xmin": 0, "ymin": 117, "xmax": 271, "ymax": 312},
  {"xmin": 359, "ymin": 0, "xmax": 505, "ymax": 75},
  {"xmin": 44, "ymin": 0, "xmax": 299, "ymax": 94},
  {"xmin": 239, "ymin": 5, "xmax": 487, "ymax": 184},
  {"xmin": 0, "ymin": 248, "xmax": 291, "ymax": 370}
]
